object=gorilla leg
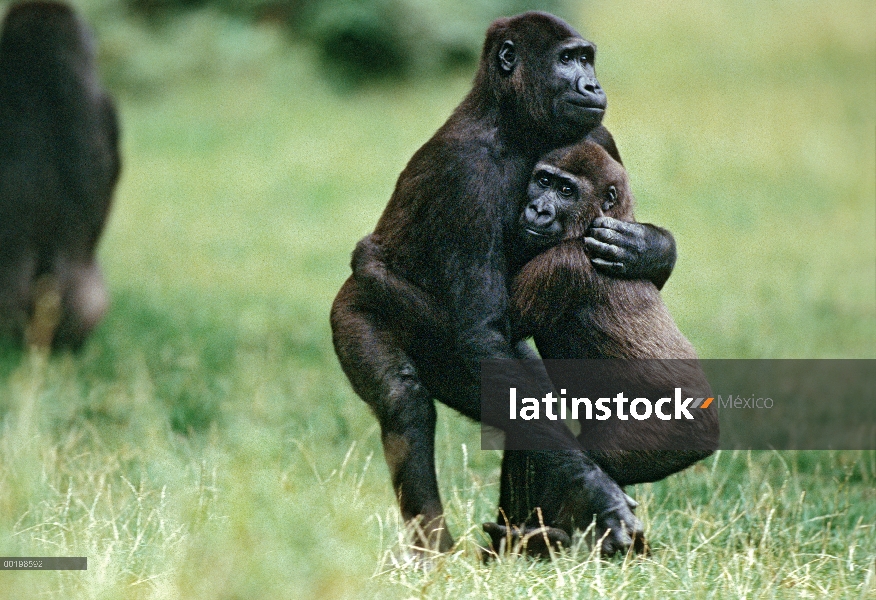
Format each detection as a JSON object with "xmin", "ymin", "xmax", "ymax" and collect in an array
[
  {"xmin": 591, "ymin": 450, "xmax": 714, "ymax": 487},
  {"xmin": 0, "ymin": 247, "xmax": 35, "ymax": 342},
  {"xmin": 331, "ymin": 278, "xmax": 452, "ymax": 551},
  {"xmin": 496, "ymin": 449, "xmax": 645, "ymax": 556},
  {"xmin": 54, "ymin": 259, "xmax": 109, "ymax": 349},
  {"xmin": 349, "ymin": 237, "xmax": 646, "ymax": 554}
]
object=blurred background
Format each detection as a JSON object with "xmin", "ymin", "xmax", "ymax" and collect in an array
[{"xmin": 0, "ymin": 0, "xmax": 873, "ymax": 598}]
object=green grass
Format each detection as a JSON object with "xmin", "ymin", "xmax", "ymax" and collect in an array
[{"xmin": 0, "ymin": 0, "xmax": 874, "ymax": 598}]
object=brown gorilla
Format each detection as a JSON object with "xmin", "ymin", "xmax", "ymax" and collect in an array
[
  {"xmin": 0, "ymin": 2, "xmax": 120, "ymax": 349},
  {"xmin": 488, "ymin": 140, "xmax": 718, "ymax": 552},
  {"xmin": 512, "ymin": 140, "xmax": 696, "ymax": 362}
]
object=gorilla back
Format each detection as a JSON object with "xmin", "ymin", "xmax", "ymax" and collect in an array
[{"xmin": 0, "ymin": 2, "xmax": 120, "ymax": 349}]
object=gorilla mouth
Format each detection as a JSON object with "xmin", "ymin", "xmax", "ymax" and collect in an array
[
  {"xmin": 567, "ymin": 104, "xmax": 605, "ymax": 117},
  {"xmin": 563, "ymin": 95, "xmax": 605, "ymax": 111},
  {"xmin": 524, "ymin": 227, "xmax": 558, "ymax": 243}
]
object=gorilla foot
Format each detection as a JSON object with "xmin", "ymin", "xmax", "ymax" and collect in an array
[
  {"xmin": 555, "ymin": 478, "xmax": 646, "ymax": 557},
  {"xmin": 589, "ymin": 495, "xmax": 647, "ymax": 557}
]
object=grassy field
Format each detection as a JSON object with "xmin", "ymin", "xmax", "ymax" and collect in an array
[{"xmin": 0, "ymin": 0, "xmax": 874, "ymax": 598}]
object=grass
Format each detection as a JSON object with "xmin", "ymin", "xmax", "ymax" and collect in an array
[{"xmin": 0, "ymin": 0, "xmax": 874, "ymax": 598}]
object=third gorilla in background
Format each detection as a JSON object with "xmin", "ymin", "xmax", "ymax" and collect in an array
[{"xmin": 0, "ymin": 2, "xmax": 120, "ymax": 349}]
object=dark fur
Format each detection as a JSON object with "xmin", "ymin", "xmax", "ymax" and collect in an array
[
  {"xmin": 0, "ymin": 2, "xmax": 120, "ymax": 349},
  {"xmin": 331, "ymin": 12, "xmax": 642, "ymax": 554}
]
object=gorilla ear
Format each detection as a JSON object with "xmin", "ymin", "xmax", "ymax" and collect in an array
[{"xmin": 498, "ymin": 40, "xmax": 517, "ymax": 73}]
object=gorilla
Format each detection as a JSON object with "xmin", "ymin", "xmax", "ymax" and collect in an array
[
  {"xmin": 0, "ymin": 2, "xmax": 120, "ymax": 349},
  {"xmin": 331, "ymin": 12, "xmax": 676, "ymax": 554}
]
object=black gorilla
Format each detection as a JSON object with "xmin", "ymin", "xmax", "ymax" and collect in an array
[
  {"xmin": 0, "ymin": 2, "xmax": 120, "ymax": 349},
  {"xmin": 331, "ymin": 12, "xmax": 675, "ymax": 555}
]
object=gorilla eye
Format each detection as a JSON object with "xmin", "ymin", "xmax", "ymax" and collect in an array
[
  {"xmin": 559, "ymin": 50, "xmax": 573, "ymax": 64},
  {"xmin": 559, "ymin": 184, "xmax": 574, "ymax": 197},
  {"xmin": 602, "ymin": 186, "xmax": 617, "ymax": 210},
  {"xmin": 537, "ymin": 174, "xmax": 551, "ymax": 188}
]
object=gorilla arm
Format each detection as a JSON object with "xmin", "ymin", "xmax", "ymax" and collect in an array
[
  {"xmin": 582, "ymin": 126, "xmax": 677, "ymax": 290},
  {"xmin": 585, "ymin": 218, "xmax": 676, "ymax": 290}
]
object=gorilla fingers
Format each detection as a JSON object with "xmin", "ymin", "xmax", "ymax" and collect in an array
[{"xmin": 585, "ymin": 217, "xmax": 676, "ymax": 289}]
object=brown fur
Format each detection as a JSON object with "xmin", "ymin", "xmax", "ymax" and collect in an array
[
  {"xmin": 512, "ymin": 141, "xmax": 697, "ymax": 359},
  {"xmin": 505, "ymin": 141, "xmax": 717, "ymax": 489}
]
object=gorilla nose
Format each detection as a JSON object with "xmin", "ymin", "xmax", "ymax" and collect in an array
[
  {"xmin": 525, "ymin": 201, "xmax": 556, "ymax": 227},
  {"xmin": 577, "ymin": 79, "xmax": 606, "ymax": 107}
]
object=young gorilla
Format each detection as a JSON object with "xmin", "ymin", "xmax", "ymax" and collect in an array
[
  {"xmin": 486, "ymin": 140, "xmax": 719, "ymax": 552},
  {"xmin": 353, "ymin": 142, "xmax": 717, "ymax": 555},
  {"xmin": 0, "ymin": 2, "xmax": 120, "ymax": 349},
  {"xmin": 331, "ymin": 12, "xmax": 677, "ymax": 555}
]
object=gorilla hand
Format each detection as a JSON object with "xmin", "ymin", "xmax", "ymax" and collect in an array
[{"xmin": 585, "ymin": 217, "xmax": 676, "ymax": 289}]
